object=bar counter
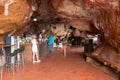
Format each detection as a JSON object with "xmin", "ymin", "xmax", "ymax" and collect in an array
[
  {"xmin": 21, "ymin": 43, "xmax": 41, "ymax": 62},
  {"xmin": 0, "ymin": 44, "xmax": 14, "ymax": 47},
  {"xmin": 0, "ymin": 40, "xmax": 49, "ymax": 64}
]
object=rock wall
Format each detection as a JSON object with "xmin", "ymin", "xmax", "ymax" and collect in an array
[
  {"xmin": 51, "ymin": 23, "xmax": 71, "ymax": 36},
  {"xmin": 51, "ymin": 0, "xmax": 120, "ymax": 71},
  {"xmin": 0, "ymin": 0, "xmax": 32, "ymax": 35},
  {"xmin": 51, "ymin": 0, "xmax": 120, "ymax": 52}
]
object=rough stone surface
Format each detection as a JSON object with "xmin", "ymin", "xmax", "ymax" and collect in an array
[
  {"xmin": 0, "ymin": 0, "xmax": 31, "ymax": 35},
  {"xmin": 51, "ymin": 0, "xmax": 120, "ymax": 70},
  {"xmin": 0, "ymin": 0, "xmax": 120, "ymax": 72}
]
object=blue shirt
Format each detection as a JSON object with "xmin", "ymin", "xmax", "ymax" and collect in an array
[{"xmin": 48, "ymin": 35, "xmax": 54, "ymax": 44}]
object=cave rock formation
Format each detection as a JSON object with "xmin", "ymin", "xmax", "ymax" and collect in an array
[
  {"xmin": 52, "ymin": 0, "xmax": 120, "ymax": 71},
  {"xmin": 0, "ymin": 0, "xmax": 32, "ymax": 35}
]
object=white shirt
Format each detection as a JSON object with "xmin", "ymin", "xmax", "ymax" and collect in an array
[{"xmin": 31, "ymin": 39, "xmax": 38, "ymax": 52}]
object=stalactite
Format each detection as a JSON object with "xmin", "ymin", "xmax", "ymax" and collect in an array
[
  {"xmin": 4, "ymin": 0, "xmax": 14, "ymax": 16},
  {"xmin": 0, "ymin": 0, "xmax": 5, "ymax": 5}
]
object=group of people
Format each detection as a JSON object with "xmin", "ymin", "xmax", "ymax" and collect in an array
[
  {"xmin": 48, "ymin": 34, "xmax": 68, "ymax": 56},
  {"xmin": 31, "ymin": 33, "xmax": 68, "ymax": 63}
]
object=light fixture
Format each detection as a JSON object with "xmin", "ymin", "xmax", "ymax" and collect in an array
[
  {"xmin": 42, "ymin": 29, "xmax": 45, "ymax": 33},
  {"xmin": 33, "ymin": 18, "xmax": 37, "ymax": 21}
]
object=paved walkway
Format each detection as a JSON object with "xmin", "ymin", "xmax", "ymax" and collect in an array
[{"xmin": 3, "ymin": 48, "xmax": 116, "ymax": 80}]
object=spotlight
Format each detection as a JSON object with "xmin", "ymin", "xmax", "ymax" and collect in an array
[{"xmin": 33, "ymin": 18, "xmax": 37, "ymax": 21}]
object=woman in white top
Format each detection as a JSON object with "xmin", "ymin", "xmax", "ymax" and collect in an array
[{"xmin": 31, "ymin": 35, "xmax": 40, "ymax": 63}]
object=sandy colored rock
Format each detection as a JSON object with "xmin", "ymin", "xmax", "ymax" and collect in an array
[{"xmin": 0, "ymin": 0, "xmax": 31, "ymax": 34}]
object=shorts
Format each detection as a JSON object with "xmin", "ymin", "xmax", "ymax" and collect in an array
[{"xmin": 63, "ymin": 45, "xmax": 67, "ymax": 49}]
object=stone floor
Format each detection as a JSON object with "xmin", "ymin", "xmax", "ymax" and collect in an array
[{"xmin": 3, "ymin": 47, "xmax": 116, "ymax": 80}]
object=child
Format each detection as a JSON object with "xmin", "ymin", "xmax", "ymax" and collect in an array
[
  {"xmin": 62, "ymin": 35, "xmax": 67, "ymax": 56},
  {"xmin": 31, "ymin": 35, "xmax": 41, "ymax": 63}
]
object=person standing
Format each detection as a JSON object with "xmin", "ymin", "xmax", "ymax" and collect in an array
[
  {"xmin": 31, "ymin": 35, "xmax": 41, "ymax": 63},
  {"xmin": 62, "ymin": 35, "xmax": 67, "ymax": 56},
  {"xmin": 48, "ymin": 33, "xmax": 55, "ymax": 53}
]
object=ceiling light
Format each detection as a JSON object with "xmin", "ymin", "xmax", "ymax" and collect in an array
[{"xmin": 33, "ymin": 18, "xmax": 37, "ymax": 21}]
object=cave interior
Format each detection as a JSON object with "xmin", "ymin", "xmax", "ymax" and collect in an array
[{"xmin": 0, "ymin": 0, "xmax": 120, "ymax": 78}]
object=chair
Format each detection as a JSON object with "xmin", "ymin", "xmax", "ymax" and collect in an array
[
  {"xmin": 15, "ymin": 46, "xmax": 25, "ymax": 71},
  {"xmin": 6, "ymin": 50, "xmax": 18, "ymax": 76},
  {"xmin": 5, "ymin": 46, "xmax": 25, "ymax": 75},
  {"xmin": 0, "ymin": 47, "xmax": 4, "ymax": 80}
]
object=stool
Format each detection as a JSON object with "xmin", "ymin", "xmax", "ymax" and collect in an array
[
  {"xmin": 0, "ymin": 48, "xmax": 5, "ymax": 80},
  {"xmin": 15, "ymin": 46, "xmax": 25, "ymax": 71},
  {"xmin": 6, "ymin": 50, "xmax": 17, "ymax": 75}
]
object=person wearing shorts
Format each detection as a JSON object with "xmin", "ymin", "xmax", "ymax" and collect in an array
[{"xmin": 62, "ymin": 35, "xmax": 67, "ymax": 56}]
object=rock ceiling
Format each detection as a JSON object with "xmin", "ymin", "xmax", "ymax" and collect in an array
[
  {"xmin": 0, "ymin": 0, "xmax": 32, "ymax": 35},
  {"xmin": 0, "ymin": 0, "xmax": 120, "ymax": 72},
  {"xmin": 0, "ymin": 0, "xmax": 120, "ymax": 53},
  {"xmin": 51, "ymin": 0, "xmax": 120, "ymax": 71},
  {"xmin": 52, "ymin": 0, "xmax": 120, "ymax": 50}
]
